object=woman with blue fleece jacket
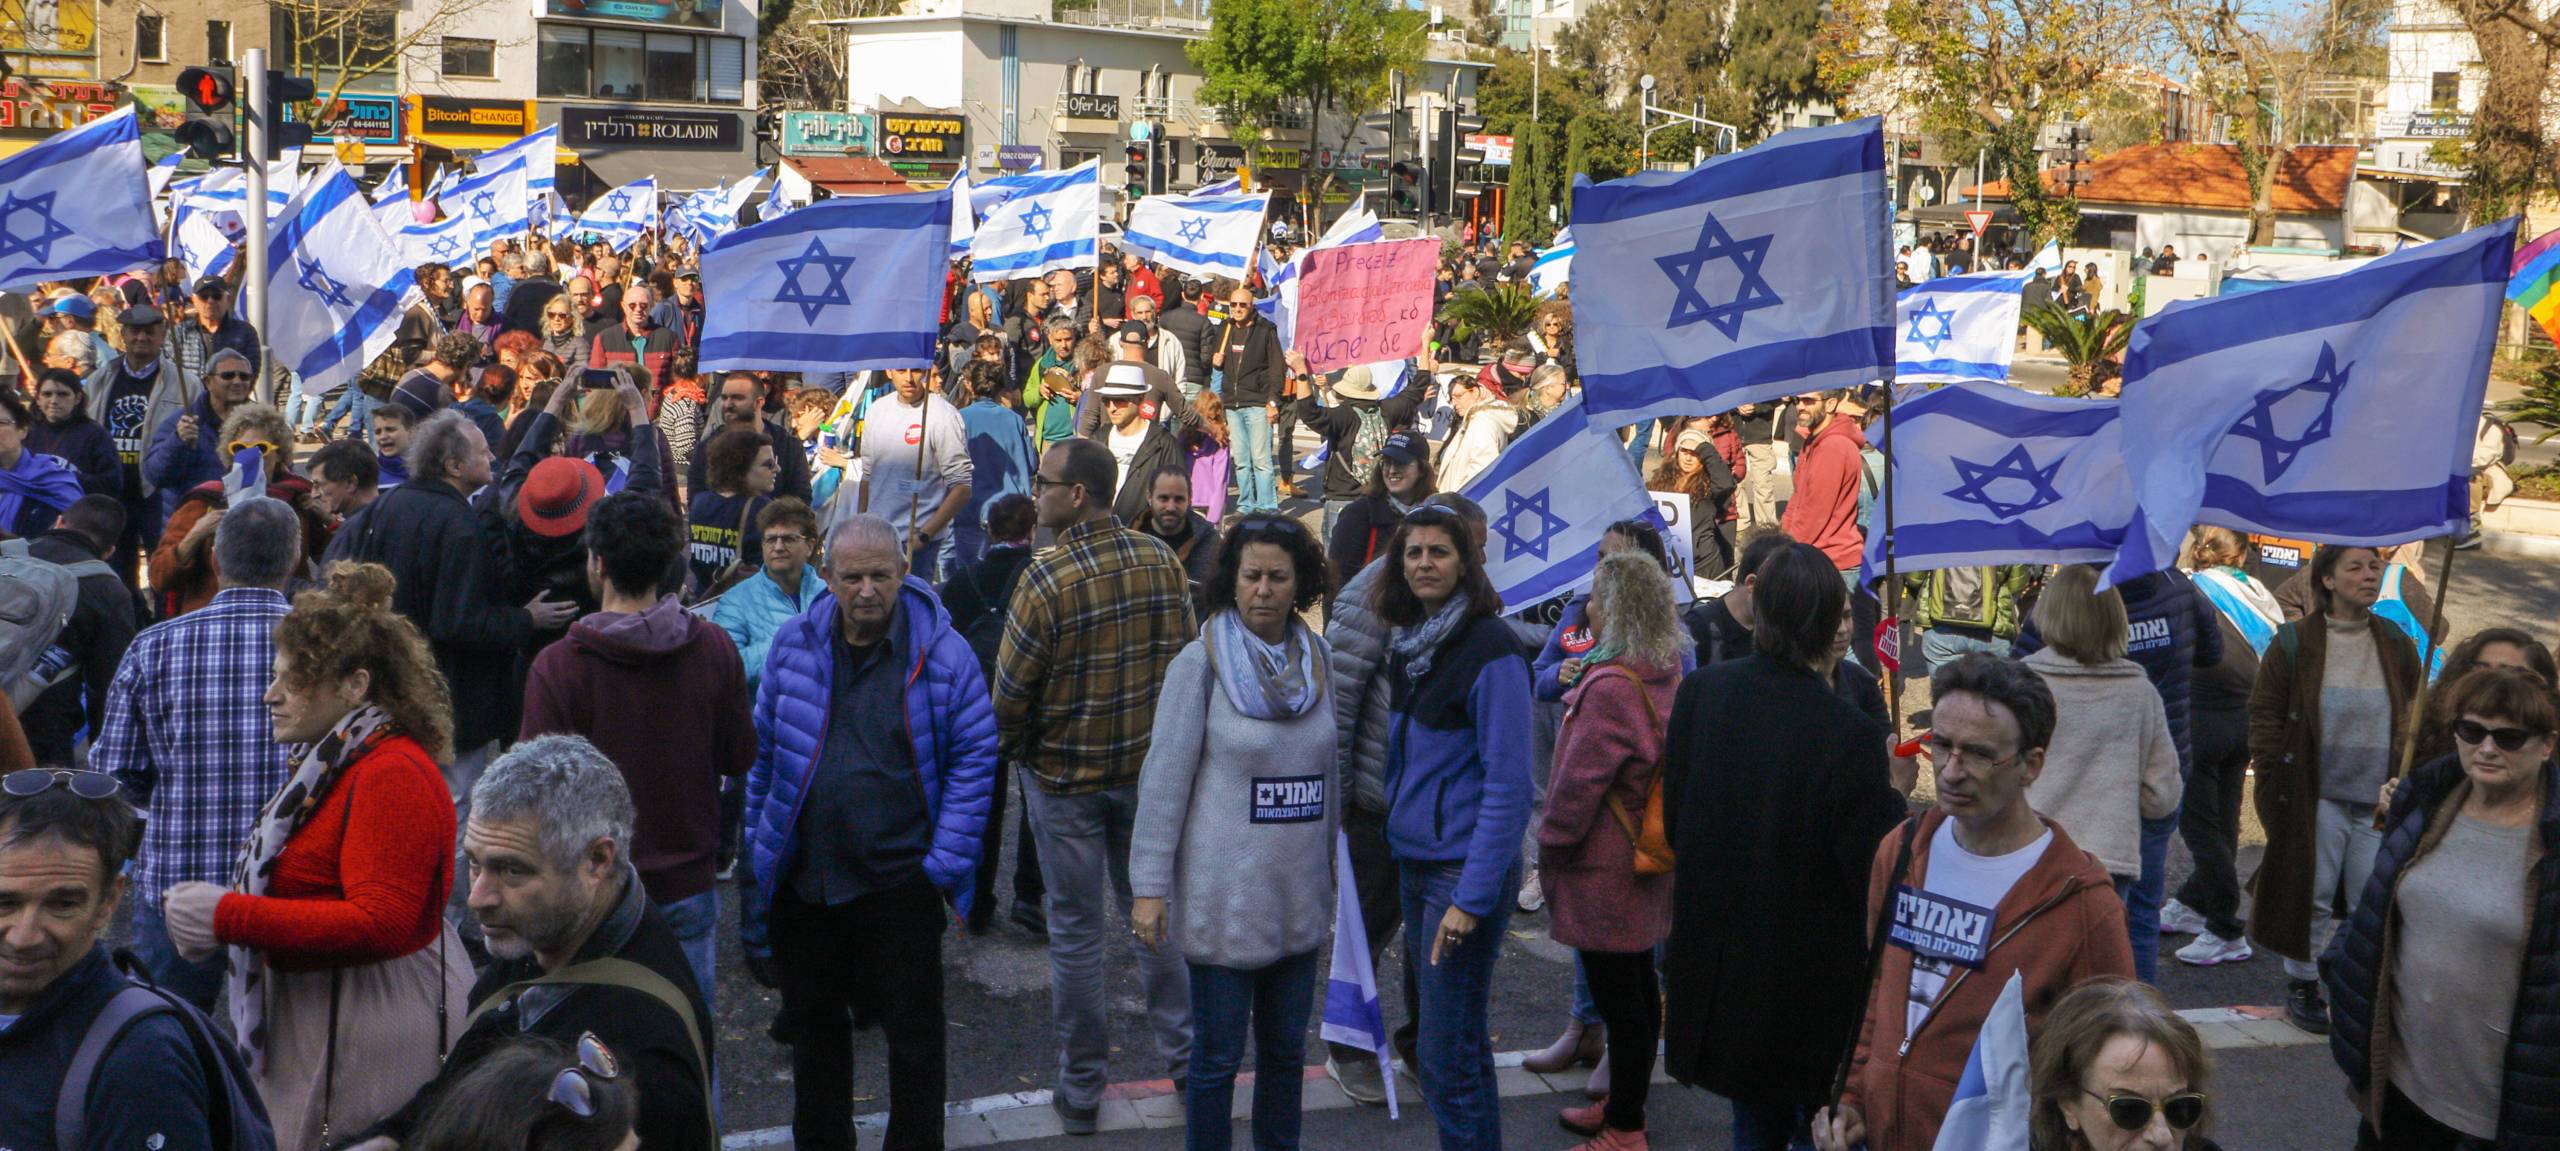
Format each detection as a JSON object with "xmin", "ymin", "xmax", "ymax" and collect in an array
[{"xmin": 1375, "ymin": 504, "xmax": 1534, "ymax": 1151}]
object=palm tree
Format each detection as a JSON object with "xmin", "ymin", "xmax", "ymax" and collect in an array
[
  {"xmin": 2498, "ymin": 359, "xmax": 2560, "ymax": 443},
  {"xmin": 2023, "ymin": 301, "xmax": 2136, "ymax": 396},
  {"xmin": 1437, "ymin": 283, "xmax": 1544, "ymax": 352}
]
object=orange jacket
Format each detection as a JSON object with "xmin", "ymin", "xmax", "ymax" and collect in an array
[{"xmin": 1839, "ymin": 808, "xmax": 2134, "ymax": 1151}]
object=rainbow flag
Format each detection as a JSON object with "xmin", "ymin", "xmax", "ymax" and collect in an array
[{"xmin": 2508, "ymin": 226, "xmax": 2560, "ymax": 345}]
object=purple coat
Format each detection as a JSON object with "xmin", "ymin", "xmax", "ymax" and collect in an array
[{"xmin": 1539, "ymin": 659, "xmax": 1679, "ymax": 953}]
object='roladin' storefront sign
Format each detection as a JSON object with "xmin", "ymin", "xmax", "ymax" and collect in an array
[
  {"xmin": 877, "ymin": 113, "xmax": 966, "ymax": 159},
  {"xmin": 560, "ymin": 106, "xmax": 739, "ymax": 150}
]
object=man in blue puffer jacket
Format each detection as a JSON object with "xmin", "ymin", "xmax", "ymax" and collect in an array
[{"xmin": 740, "ymin": 513, "xmax": 997, "ymax": 1151}]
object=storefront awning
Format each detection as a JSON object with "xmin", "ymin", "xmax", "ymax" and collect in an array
[{"xmin": 783, "ymin": 155, "xmax": 930, "ymax": 196}]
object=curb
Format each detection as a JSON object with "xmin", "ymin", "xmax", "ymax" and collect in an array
[{"xmin": 2478, "ymin": 529, "xmax": 2560, "ymax": 560}]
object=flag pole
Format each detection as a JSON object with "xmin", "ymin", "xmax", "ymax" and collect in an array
[
  {"xmin": 2391, "ymin": 534, "xmax": 2460, "ymax": 782},
  {"xmin": 1880, "ymin": 373, "xmax": 1902, "ymax": 746}
]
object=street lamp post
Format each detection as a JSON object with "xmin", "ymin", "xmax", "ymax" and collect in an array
[{"xmin": 1636, "ymin": 74, "xmax": 1740, "ymax": 171}]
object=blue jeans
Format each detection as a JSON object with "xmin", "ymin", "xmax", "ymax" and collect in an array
[
  {"xmin": 130, "ymin": 899, "xmax": 225, "ymax": 1012},
  {"xmin": 2127, "ymin": 811, "xmax": 2177, "ymax": 984},
  {"xmin": 1186, "ymin": 950, "xmax": 1318, "ymax": 1151},
  {"xmin": 1569, "ymin": 954, "xmax": 1602, "ymax": 1026},
  {"xmin": 290, "ymin": 389, "xmax": 331, "ymax": 432},
  {"xmin": 1730, "ymin": 1097, "xmax": 1817, "ymax": 1151},
  {"xmin": 659, "ymin": 888, "xmax": 720, "ymax": 1009},
  {"xmin": 1227, "ymin": 404, "xmax": 1276, "ymax": 514},
  {"xmin": 1918, "ymin": 629, "xmax": 2012, "ymax": 677},
  {"xmin": 325, "ymin": 385, "xmax": 377, "ymax": 444},
  {"xmin": 1400, "ymin": 859, "xmax": 1518, "ymax": 1151}
]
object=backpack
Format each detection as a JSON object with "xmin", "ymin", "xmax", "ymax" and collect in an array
[
  {"xmin": 0, "ymin": 538, "xmax": 81, "ymax": 714},
  {"xmin": 1853, "ymin": 446, "xmax": 1884, "ymax": 532},
  {"xmin": 1343, "ymin": 404, "xmax": 1389, "ymax": 488},
  {"xmin": 2488, "ymin": 413, "xmax": 2519, "ymax": 466},
  {"xmin": 1582, "ymin": 667, "xmax": 1675, "ymax": 876},
  {"xmin": 956, "ymin": 552, "xmax": 1029, "ymax": 683},
  {"xmin": 58, "ymin": 954, "xmax": 278, "ymax": 1151}
]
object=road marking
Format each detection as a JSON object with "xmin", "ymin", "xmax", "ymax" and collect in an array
[{"xmin": 718, "ymin": 1005, "xmax": 2320, "ymax": 1149}]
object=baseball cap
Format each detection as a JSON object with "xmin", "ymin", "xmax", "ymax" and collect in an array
[
  {"xmin": 193, "ymin": 275, "xmax": 230, "ymax": 298},
  {"xmin": 1097, "ymin": 363, "xmax": 1151, "ymax": 398},
  {"xmin": 1115, "ymin": 321, "xmax": 1152, "ymax": 345},
  {"xmin": 1674, "ymin": 428, "xmax": 1711, "ymax": 455},
  {"xmin": 518, "ymin": 456, "xmax": 607, "ymax": 538},
  {"xmin": 1380, "ymin": 430, "xmax": 1426, "ymax": 464},
  {"xmin": 46, "ymin": 295, "xmax": 95, "ymax": 320}
]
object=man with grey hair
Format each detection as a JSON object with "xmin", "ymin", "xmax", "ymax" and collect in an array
[
  {"xmin": 504, "ymin": 248, "xmax": 567, "ymax": 334},
  {"xmin": 42, "ymin": 328, "xmax": 98, "ymax": 376},
  {"xmin": 83, "ymin": 302, "xmax": 186, "ymax": 578},
  {"xmin": 142, "ymin": 344, "xmax": 256, "ymax": 528},
  {"xmin": 88, "ymin": 496, "xmax": 299, "ymax": 1010},
  {"xmin": 347, "ymin": 734, "xmax": 717, "ymax": 1151}
]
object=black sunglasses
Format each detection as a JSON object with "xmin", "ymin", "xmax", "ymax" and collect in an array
[
  {"xmin": 2453, "ymin": 718, "xmax": 2545, "ymax": 752},
  {"xmin": 1235, "ymin": 514, "xmax": 1304, "ymax": 536},
  {"xmin": 547, "ymin": 1032, "xmax": 623, "ymax": 1118},
  {"xmin": 2085, "ymin": 1089, "xmax": 2206, "ymax": 1132},
  {"xmin": 211, "ymin": 371, "xmax": 255, "ymax": 382},
  {"xmin": 2, "ymin": 769, "xmax": 123, "ymax": 799}
]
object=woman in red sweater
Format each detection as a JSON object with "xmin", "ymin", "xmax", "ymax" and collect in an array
[{"xmin": 160, "ymin": 562, "xmax": 474, "ymax": 1151}]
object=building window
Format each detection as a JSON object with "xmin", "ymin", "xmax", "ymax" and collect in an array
[
  {"xmin": 135, "ymin": 14, "xmax": 166, "ymax": 61},
  {"xmin": 442, "ymin": 37, "xmax": 495, "ymax": 78},
  {"xmin": 2429, "ymin": 71, "xmax": 2460, "ymax": 110},
  {"xmin": 206, "ymin": 20, "xmax": 231, "ymax": 62},
  {"xmin": 269, "ymin": 7, "xmax": 398, "ymax": 92},
  {"xmin": 536, "ymin": 24, "xmax": 748, "ymax": 104}
]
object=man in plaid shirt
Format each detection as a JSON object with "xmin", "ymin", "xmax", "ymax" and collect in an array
[
  {"xmin": 89, "ymin": 497, "xmax": 301, "ymax": 1010},
  {"xmin": 994, "ymin": 438, "xmax": 1197, "ymax": 1134}
]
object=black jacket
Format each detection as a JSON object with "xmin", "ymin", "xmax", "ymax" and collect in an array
[
  {"xmin": 1327, "ymin": 494, "xmax": 1407, "ymax": 585},
  {"xmin": 21, "ymin": 532, "xmax": 135, "ymax": 763},
  {"xmin": 2014, "ymin": 569, "xmax": 2220, "ymax": 774},
  {"xmin": 503, "ymin": 278, "xmax": 565, "ymax": 336},
  {"xmin": 2327, "ymin": 752, "xmax": 2560, "ymax": 1147},
  {"xmin": 686, "ymin": 416, "xmax": 813, "ymax": 503},
  {"xmin": 1659, "ymin": 652, "xmax": 1908, "ymax": 1104},
  {"xmin": 1212, "ymin": 314, "xmax": 1289, "ymax": 407},
  {"xmin": 0, "ymin": 947, "xmax": 215, "ymax": 1151},
  {"xmin": 366, "ymin": 872, "xmax": 715, "ymax": 1151},
  {"xmin": 1107, "ymin": 423, "xmax": 1185, "ymax": 528},
  {"xmin": 1292, "ymin": 389, "xmax": 1426, "ymax": 500},
  {"xmin": 1683, "ymin": 595, "xmax": 1753, "ymax": 666},
  {"xmin": 26, "ymin": 416, "xmax": 121, "ymax": 498},
  {"xmin": 324, "ymin": 478, "xmax": 530, "ymax": 750},
  {"xmin": 1154, "ymin": 305, "xmax": 1212, "ymax": 386},
  {"xmin": 942, "ymin": 542, "xmax": 1037, "ymax": 683}
]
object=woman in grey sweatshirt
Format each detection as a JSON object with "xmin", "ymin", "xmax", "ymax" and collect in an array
[{"xmin": 1132, "ymin": 516, "xmax": 1339, "ymax": 1151}]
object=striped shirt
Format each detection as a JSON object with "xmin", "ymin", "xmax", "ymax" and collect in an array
[
  {"xmin": 90, "ymin": 587, "xmax": 294, "ymax": 904},
  {"xmin": 995, "ymin": 516, "xmax": 1197, "ymax": 795}
]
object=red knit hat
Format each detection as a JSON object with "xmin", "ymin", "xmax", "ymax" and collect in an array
[{"xmin": 518, "ymin": 456, "xmax": 606, "ymax": 538}]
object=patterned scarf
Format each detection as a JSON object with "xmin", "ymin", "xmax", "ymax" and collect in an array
[
  {"xmin": 1389, "ymin": 591, "xmax": 1475, "ymax": 684},
  {"xmin": 1207, "ymin": 609, "xmax": 1325, "ymax": 720},
  {"xmin": 226, "ymin": 704, "xmax": 398, "ymax": 1074}
]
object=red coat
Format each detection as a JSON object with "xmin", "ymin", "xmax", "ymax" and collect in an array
[
  {"xmin": 1538, "ymin": 660, "xmax": 1679, "ymax": 953},
  {"xmin": 1123, "ymin": 264, "xmax": 1165, "ymax": 312},
  {"xmin": 1781, "ymin": 416, "xmax": 1868, "ymax": 569},
  {"xmin": 212, "ymin": 735, "xmax": 455, "ymax": 971}
]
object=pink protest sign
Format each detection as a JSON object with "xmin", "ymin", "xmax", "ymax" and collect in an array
[{"xmin": 1293, "ymin": 236, "xmax": 1439, "ymax": 373}]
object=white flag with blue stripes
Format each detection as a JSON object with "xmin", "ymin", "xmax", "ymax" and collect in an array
[
  {"xmin": 435, "ymin": 158, "xmax": 531, "ymax": 249},
  {"xmin": 1931, "ymin": 972, "xmax": 2030, "ymax": 1151},
  {"xmin": 967, "ymin": 159, "xmax": 1100, "ymax": 284},
  {"xmin": 1897, "ymin": 271, "xmax": 2028, "ymax": 385},
  {"xmin": 148, "ymin": 151, "xmax": 184, "ymax": 210},
  {"xmin": 1859, "ymin": 381, "xmax": 2131, "ymax": 582},
  {"xmin": 400, "ymin": 207, "xmax": 480, "ymax": 267},
  {"xmin": 2103, "ymin": 219, "xmax": 2515, "ymax": 585},
  {"xmin": 1122, "ymin": 190, "xmax": 1270, "ymax": 279},
  {"xmin": 1196, "ymin": 175, "xmax": 1241, "ymax": 195},
  {"xmin": 264, "ymin": 165, "xmax": 423, "ymax": 398},
  {"xmin": 1571, "ymin": 117, "xmax": 1893, "ymax": 430},
  {"xmin": 1319, "ymin": 831, "xmax": 1400, "ymax": 1118},
  {"xmin": 697, "ymin": 187, "xmax": 952, "ymax": 374},
  {"xmin": 692, "ymin": 168, "xmax": 769, "ymax": 241},
  {"xmin": 575, "ymin": 178, "xmax": 657, "ymax": 251},
  {"xmin": 0, "ymin": 107, "xmax": 160, "ymax": 291},
  {"xmin": 1458, "ymin": 394, "xmax": 1662, "ymax": 606},
  {"xmin": 1528, "ymin": 229, "xmax": 1573, "ymax": 297},
  {"xmin": 372, "ymin": 160, "xmax": 409, "ymax": 204},
  {"xmin": 472, "ymin": 125, "xmax": 558, "ymax": 201}
]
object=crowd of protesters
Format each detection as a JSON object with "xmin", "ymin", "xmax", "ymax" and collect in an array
[{"xmin": 2, "ymin": 213, "xmax": 2553, "ymax": 1151}]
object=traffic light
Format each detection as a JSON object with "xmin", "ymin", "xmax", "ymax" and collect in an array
[
  {"xmin": 1146, "ymin": 137, "xmax": 1167, "ymax": 197},
  {"xmin": 174, "ymin": 65, "xmax": 237, "ymax": 162},
  {"xmin": 262, "ymin": 71, "xmax": 317, "ymax": 161},
  {"xmin": 1125, "ymin": 142, "xmax": 1148, "ymax": 196}
]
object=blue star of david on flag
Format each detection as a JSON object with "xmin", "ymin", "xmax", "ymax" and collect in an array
[
  {"xmin": 1905, "ymin": 298, "xmax": 1958, "ymax": 353},
  {"xmin": 773, "ymin": 236, "xmax": 857, "ymax": 324},
  {"xmin": 295, "ymin": 259, "xmax": 356, "ymax": 309},
  {"xmin": 1945, "ymin": 444, "xmax": 2067, "ymax": 519},
  {"xmin": 429, "ymin": 234, "xmax": 464, "ymax": 261},
  {"xmin": 1491, "ymin": 487, "xmax": 1570, "ymax": 561},
  {"xmin": 2226, "ymin": 342, "xmax": 2349, "ymax": 482},
  {"xmin": 1655, "ymin": 213, "xmax": 1782, "ymax": 339},
  {"xmin": 0, "ymin": 191, "xmax": 76, "ymax": 264},
  {"xmin": 1175, "ymin": 216, "xmax": 1212, "ymax": 245},
  {"xmin": 607, "ymin": 190, "xmax": 633, "ymax": 215},
  {"xmin": 1019, "ymin": 202, "xmax": 1054, "ymax": 242},
  {"xmin": 469, "ymin": 189, "xmax": 498, "ymax": 219}
]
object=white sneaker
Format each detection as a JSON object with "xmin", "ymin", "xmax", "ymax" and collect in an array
[
  {"xmin": 2159, "ymin": 898, "xmax": 2208, "ymax": 936},
  {"xmin": 2175, "ymin": 930, "xmax": 2254, "ymax": 967},
  {"xmin": 1517, "ymin": 867, "xmax": 1546, "ymax": 913}
]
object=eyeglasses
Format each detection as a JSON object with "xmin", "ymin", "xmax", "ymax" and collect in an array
[
  {"xmin": 211, "ymin": 371, "xmax": 255, "ymax": 382},
  {"xmin": 2453, "ymin": 718, "xmax": 2545, "ymax": 752},
  {"xmin": 1236, "ymin": 515, "xmax": 1304, "ymax": 536},
  {"xmin": 763, "ymin": 532, "xmax": 810, "ymax": 547},
  {"xmin": 1923, "ymin": 735, "xmax": 2024, "ymax": 773},
  {"xmin": 548, "ymin": 1032, "xmax": 623, "ymax": 1118},
  {"xmin": 2083, "ymin": 1089, "xmax": 2206, "ymax": 1132},
  {"xmin": 2, "ymin": 769, "xmax": 124, "ymax": 800},
  {"xmin": 226, "ymin": 439, "xmax": 279, "ymax": 457},
  {"xmin": 545, "ymin": 309, "xmax": 572, "ymax": 318},
  {"xmin": 1031, "ymin": 474, "xmax": 1080, "ymax": 494}
]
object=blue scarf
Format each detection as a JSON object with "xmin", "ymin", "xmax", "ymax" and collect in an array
[
  {"xmin": 0, "ymin": 450, "xmax": 83, "ymax": 530},
  {"xmin": 1206, "ymin": 609, "xmax": 1324, "ymax": 720}
]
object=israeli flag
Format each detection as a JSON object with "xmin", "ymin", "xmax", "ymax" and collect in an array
[
  {"xmin": 372, "ymin": 160, "xmax": 409, "ymax": 204},
  {"xmin": 1319, "ymin": 832, "xmax": 1400, "ymax": 1118},
  {"xmin": 1122, "ymin": 190, "xmax": 1270, "ymax": 278},
  {"xmin": 472, "ymin": 125, "xmax": 559, "ymax": 201},
  {"xmin": 1932, "ymin": 972, "xmax": 2030, "ymax": 1151},
  {"xmin": 1897, "ymin": 271, "xmax": 2028, "ymax": 385},
  {"xmin": 0, "ymin": 108, "xmax": 161, "ymax": 291},
  {"xmin": 945, "ymin": 172, "xmax": 978, "ymax": 256},
  {"xmin": 576, "ymin": 178, "xmax": 658, "ymax": 251},
  {"xmin": 1196, "ymin": 175, "xmax": 1242, "ymax": 195},
  {"xmin": 437, "ymin": 157, "xmax": 531, "ymax": 248},
  {"xmin": 221, "ymin": 444, "xmax": 267, "ymax": 503},
  {"xmin": 684, "ymin": 170, "xmax": 768, "ymax": 243},
  {"xmin": 697, "ymin": 187, "xmax": 952, "ymax": 374},
  {"xmin": 1859, "ymin": 381, "xmax": 2131, "ymax": 582},
  {"xmin": 1573, "ymin": 118, "xmax": 1891, "ymax": 430},
  {"xmin": 170, "ymin": 190, "xmax": 243, "ymax": 282},
  {"xmin": 2104, "ymin": 220, "xmax": 2515, "ymax": 585},
  {"xmin": 968, "ymin": 159, "xmax": 1100, "ymax": 283},
  {"xmin": 148, "ymin": 151, "xmax": 184, "ymax": 208},
  {"xmin": 400, "ymin": 208, "xmax": 480, "ymax": 267},
  {"xmin": 1458, "ymin": 394, "xmax": 1662, "ymax": 606},
  {"xmin": 2028, "ymin": 239, "xmax": 2067, "ymax": 279},
  {"xmin": 263, "ymin": 165, "xmax": 423, "ymax": 400},
  {"xmin": 1528, "ymin": 229, "xmax": 1573, "ymax": 297}
]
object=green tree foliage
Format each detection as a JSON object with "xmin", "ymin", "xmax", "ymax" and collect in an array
[
  {"xmin": 1500, "ymin": 120, "xmax": 1560, "ymax": 248},
  {"xmin": 1190, "ymin": 0, "xmax": 1423, "ymax": 215},
  {"xmin": 1188, "ymin": 0, "xmax": 1322, "ymax": 141},
  {"xmin": 1724, "ymin": 0, "xmax": 1835, "ymax": 136},
  {"xmin": 1564, "ymin": 112, "xmax": 1642, "ymax": 191}
]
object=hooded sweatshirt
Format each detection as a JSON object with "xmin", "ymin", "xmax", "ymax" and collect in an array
[
  {"xmin": 1783, "ymin": 414, "xmax": 1870, "ymax": 569},
  {"xmin": 2019, "ymin": 648, "xmax": 2184, "ymax": 876},
  {"xmin": 520, "ymin": 595, "xmax": 757, "ymax": 903}
]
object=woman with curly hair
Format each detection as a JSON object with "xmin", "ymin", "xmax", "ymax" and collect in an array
[
  {"xmin": 1646, "ymin": 428, "xmax": 1738, "ymax": 580},
  {"xmin": 148, "ymin": 401, "xmax": 332, "ymax": 616},
  {"xmin": 157, "ymin": 558, "xmax": 474, "ymax": 1151}
]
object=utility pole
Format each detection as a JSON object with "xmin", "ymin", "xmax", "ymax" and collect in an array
[{"xmin": 242, "ymin": 47, "xmax": 273, "ymax": 406}]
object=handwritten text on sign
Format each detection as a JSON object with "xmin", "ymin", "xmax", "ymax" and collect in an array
[{"xmin": 1294, "ymin": 237, "xmax": 1439, "ymax": 374}]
